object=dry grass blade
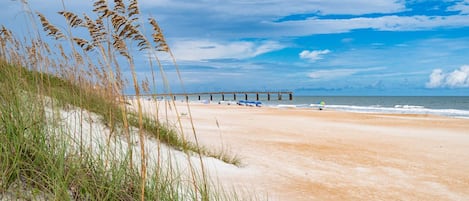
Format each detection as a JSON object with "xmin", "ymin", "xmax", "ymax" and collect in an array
[
  {"xmin": 1, "ymin": 26, "xmax": 14, "ymax": 59},
  {"xmin": 93, "ymin": 0, "xmax": 107, "ymax": 7},
  {"xmin": 93, "ymin": 0, "xmax": 109, "ymax": 14},
  {"xmin": 141, "ymin": 78, "xmax": 150, "ymax": 93},
  {"xmin": 149, "ymin": 18, "xmax": 169, "ymax": 52},
  {"xmin": 134, "ymin": 34, "xmax": 150, "ymax": 51},
  {"xmin": 26, "ymin": 42, "xmax": 37, "ymax": 66},
  {"xmin": 119, "ymin": 23, "xmax": 137, "ymax": 38},
  {"xmin": 0, "ymin": 25, "xmax": 13, "ymax": 39},
  {"xmin": 72, "ymin": 37, "xmax": 88, "ymax": 48},
  {"xmin": 72, "ymin": 37, "xmax": 94, "ymax": 51},
  {"xmin": 111, "ymin": 14, "xmax": 127, "ymax": 33},
  {"xmin": 58, "ymin": 11, "xmax": 84, "ymax": 28},
  {"xmin": 84, "ymin": 15, "xmax": 106, "ymax": 45},
  {"xmin": 58, "ymin": 44, "xmax": 69, "ymax": 61},
  {"xmin": 128, "ymin": 0, "xmax": 140, "ymax": 18},
  {"xmin": 42, "ymin": 41, "xmax": 51, "ymax": 55},
  {"xmin": 0, "ymin": 26, "xmax": 12, "ymax": 57},
  {"xmin": 112, "ymin": 34, "xmax": 130, "ymax": 59},
  {"xmin": 36, "ymin": 12, "xmax": 65, "ymax": 40},
  {"xmin": 114, "ymin": 0, "xmax": 126, "ymax": 14},
  {"xmin": 95, "ymin": 18, "xmax": 106, "ymax": 33},
  {"xmin": 101, "ymin": 9, "xmax": 115, "ymax": 18}
]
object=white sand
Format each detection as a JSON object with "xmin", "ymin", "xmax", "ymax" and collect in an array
[
  {"xmin": 41, "ymin": 101, "xmax": 246, "ymax": 199},
  {"xmin": 129, "ymin": 99, "xmax": 469, "ymax": 201},
  {"xmin": 42, "ymin": 97, "xmax": 469, "ymax": 201}
]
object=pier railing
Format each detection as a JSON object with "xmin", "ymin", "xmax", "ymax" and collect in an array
[{"xmin": 127, "ymin": 91, "xmax": 293, "ymax": 101}]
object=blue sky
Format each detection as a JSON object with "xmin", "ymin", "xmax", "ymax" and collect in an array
[{"xmin": 1, "ymin": 0, "xmax": 469, "ymax": 95}]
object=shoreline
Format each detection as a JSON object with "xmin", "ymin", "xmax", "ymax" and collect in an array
[
  {"xmin": 133, "ymin": 99, "xmax": 469, "ymax": 200},
  {"xmin": 130, "ymin": 95, "xmax": 469, "ymax": 119}
]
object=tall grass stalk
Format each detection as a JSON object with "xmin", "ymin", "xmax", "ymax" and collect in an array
[{"xmin": 0, "ymin": 0, "xmax": 250, "ymax": 200}]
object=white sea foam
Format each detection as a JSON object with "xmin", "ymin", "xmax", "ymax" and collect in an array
[
  {"xmin": 394, "ymin": 105, "xmax": 425, "ymax": 109},
  {"xmin": 305, "ymin": 103, "xmax": 469, "ymax": 119},
  {"xmin": 275, "ymin": 104, "xmax": 297, "ymax": 108}
]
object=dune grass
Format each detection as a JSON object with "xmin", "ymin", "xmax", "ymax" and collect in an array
[
  {"xmin": 0, "ymin": 0, "xmax": 246, "ymax": 200},
  {"xmin": 0, "ymin": 61, "xmax": 241, "ymax": 167},
  {"xmin": 0, "ymin": 60, "xmax": 142, "ymax": 200},
  {"xmin": 0, "ymin": 39, "xmax": 243, "ymax": 201}
]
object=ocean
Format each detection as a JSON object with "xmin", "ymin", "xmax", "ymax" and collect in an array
[
  {"xmin": 264, "ymin": 96, "xmax": 469, "ymax": 119},
  {"xmin": 147, "ymin": 94, "xmax": 469, "ymax": 119}
]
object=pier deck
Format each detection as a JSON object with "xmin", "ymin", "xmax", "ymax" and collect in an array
[{"xmin": 128, "ymin": 91, "xmax": 293, "ymax": 101}]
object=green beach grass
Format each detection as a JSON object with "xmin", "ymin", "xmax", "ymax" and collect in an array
[{"xmin": 0, "ymin": 0, "xmax": 245, "ymax": 200}]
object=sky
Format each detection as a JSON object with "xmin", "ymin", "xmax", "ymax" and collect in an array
[{"xmin": 1, "ymin": 0, "xmax": 469, "ymax": 96}]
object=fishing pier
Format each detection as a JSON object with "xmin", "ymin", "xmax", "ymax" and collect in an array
[{"xmin": 131, "ymin": 91, "xmax": 293, "ymax": 101}]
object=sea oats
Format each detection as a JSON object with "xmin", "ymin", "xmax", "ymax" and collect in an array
[
  {"xmin": 58, "ymin": 11, "xmax": 84, "ymax": 28},
  {"xmin": 72, "ymin": 37, "xmax": 95, "ymax": 52},
  {"xmin": 112, "ymin": 34, "xmax": 130, "ymax": 60},
  {"xmin": 114, "ymin": 0, "xmax": 126, "ymax": 14},
  {"xmin": 149, "ymin": 18, "xmax": 169, "ymax": 52},
  {"xmin": 0, "ymin": 25, "xmax": 13, "ymax": 40},
  {"xmin": 37, "ymin": 12, "xmax": 65, "ymax": 40},
  {"xmin": 84, "ymin": 15, "xmax": 106, "ymax": 45},
  {"xmin": 92, "ymin": 0, "xmax": 108, "ymax": 14},
  {"xmin": 128, "ymin": 0, "xmax": 139, "ymax": 18},
  {"xmin": 111, "ymin": 14, "xmax": 127, "ymax": 33}
]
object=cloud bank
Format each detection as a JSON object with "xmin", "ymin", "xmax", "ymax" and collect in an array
[
  {"xmin": 447, "ymin": 0, "xmax": 469, "ymax": 14},
  {"xmin": 426, "ymin": 65, "xmax": 469, "ymax": 88},
  {"xmin": 134, "ymin": 0, "xmax": 469, "ymax": 39},
  {"xmin": 170, "ymin": 40, "xmax": 284, "ymax": 61}
]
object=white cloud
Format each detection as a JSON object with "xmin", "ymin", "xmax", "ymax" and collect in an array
[
  {"xmin": 138, "ymin": 1, "xmax": 469, "ymax": 39},
  {"xmin": 7, "ymin": 1, "xmax": 468, "ymax": 40},
  {"xmin": 446, "ymin": 65, "xmax": 469, "ymax": 87},
  {"xmin": 299, "ymin": 49, "xmax": 331, "ymax": 62},
  {"xmin": 169, "ymin": 39, "xmax": 284, "ymax": 61},
  {"xmin": 308, "ymin": 67, "xmax": 384, "ymax": 80},
  {"xmin": 140, "ymin": 0, "xmax": 406, "ymax": 16},
  {"xmin": 447, "ymin": 0, "xmax": 469, "ymax": 14},
  {"xmin": 426, "ymin": 65, "xmax": 469, "ymax": 88},
  {"xmin": 135, "ymin": 0, "xmax": 409, "ymax": 39},
  {"xmin": 273, "ymin": 15, "xmax": 469, "ymax": 37},
  {"xmin": 426, "ymin": 69, "xmax": 445, "ymax": 88}
]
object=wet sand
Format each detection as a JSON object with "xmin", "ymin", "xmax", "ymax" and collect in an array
[{"xmin": 139, "ymin": 100, "xmax": 469, "ymax": 201}]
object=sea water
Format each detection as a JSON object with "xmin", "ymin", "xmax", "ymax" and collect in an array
[
  {"xmin": 264, "ymin": 96, "xmax": 469, "ymax": 119},
  {"xmin": 155, "ymin": 94, "xmax": 469, "ymax": 119}
]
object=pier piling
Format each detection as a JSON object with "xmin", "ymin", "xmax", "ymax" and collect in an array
[{"xmin": 131, "ymin": 91, "xmax": 293, "ymax": 102}]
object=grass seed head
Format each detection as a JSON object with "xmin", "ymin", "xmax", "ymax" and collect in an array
[
  {"xmin": 93, "ymin": 0, "xmax": 109, "ymax": 14},
  {"xmin": 114, "ymin": 0, "xmax": 126, "ymax": 14},
  {"xmin": 37, "ymin": 12, "xmax": 65, "ymax": 40},
  {"xmin": 58, "ymin": 11, "xmax": 84, "ymax": 28},
  {"xmin": 128, "ymin": 0, "xmax": 140, "ymax": 18}
]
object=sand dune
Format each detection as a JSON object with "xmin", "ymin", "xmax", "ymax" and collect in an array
[{"xmin": 135, "ymin": 100, "xmax": 469, "ymax": 201}]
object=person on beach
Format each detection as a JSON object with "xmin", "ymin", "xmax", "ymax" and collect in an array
[{"xmin": 319, "ymin": 100, "xmax": 325, "ymax": 110}]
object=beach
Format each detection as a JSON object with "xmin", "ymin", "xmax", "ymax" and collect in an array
[{"xmin": 137, "ymin": 100, "xmax": 469, "ymax": 201}]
